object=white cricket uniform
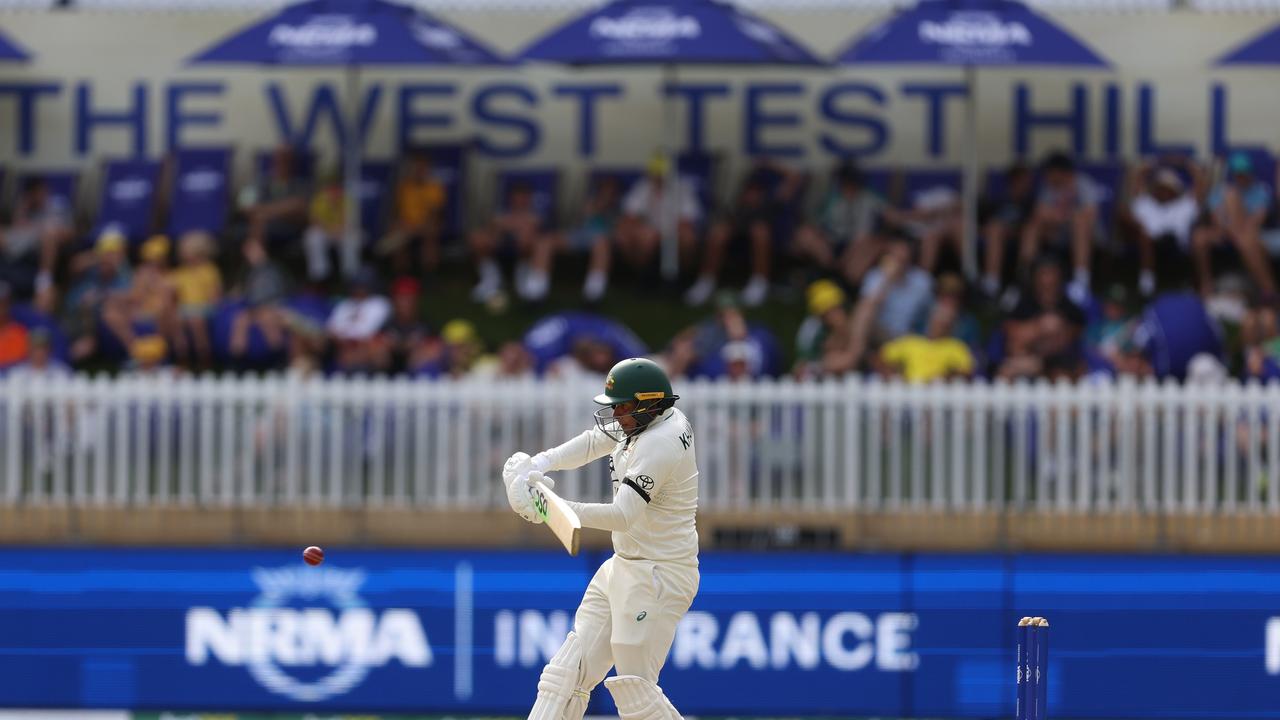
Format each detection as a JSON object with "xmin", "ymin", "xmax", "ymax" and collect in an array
[{"xmin": 539, "ymin": 406, "xmax": 700, "ymax": 689}]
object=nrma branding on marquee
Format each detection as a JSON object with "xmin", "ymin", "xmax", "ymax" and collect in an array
[
  {"xmin": 185, "ymin": 565, "xmax": 430, "ymax": 702},
  {"xmin": 590, "ymin": 8, "xmax": 700, "ymax": 41},
  {"xmin": 919, "ymin": 14, "xmax": 1032, "ymax": 46},
  {"xmin": 269, "ymin": 16, "xmax": 377, "ymax": 49}
]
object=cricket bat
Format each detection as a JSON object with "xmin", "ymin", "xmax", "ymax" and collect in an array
[{"xmin": 526, "ymin": 478, "xmax": 581, "ymax": 556}]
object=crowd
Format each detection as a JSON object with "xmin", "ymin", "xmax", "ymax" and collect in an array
[{"xmin": 1, "ymin": 143, "xmax": 1278, "ymax": 386}]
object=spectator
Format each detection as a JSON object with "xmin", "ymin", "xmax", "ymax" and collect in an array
[
  {"xmin": 327, "ymin": 268, "xmax": 390, "ymax": 373},
  {"xmin": 303, "ymin": 171, "xmax": 359, "ymax": 283},
  {"xmin": 901, "ymin": 185, "xmax": 963, "ymax": 276},
  {"xmin": 1086, "ymin": 284, "xmax": 1136, "ymax": 364},
  {"xmin": 1242, "ymin": 295, "xmax": 1280, "ymax": 381},
  {"xmin": 674, "ymin": 291, "xmax": 772, "ymax": 379},
  {"xmin": 169, "ymin": 231, "xmax": 221, "ymax": 370},
  {"xmin": 687, "ymin": 163, "xmax": 803, "ymax": 307},
  {"xmin": 127, "ymin": 334, "xmax": 172, "ymax": 376},
  {"xmin": 547, "ymin": 336, "xmax": 616, "ymax": 381},
  {"xmin": 375, "ymin": 276, "xmax": 432, "ymax": 374},
  {"xmin": 62, "ymin": 230, "xmax": 131, "ymax": 363},
  {"xmin": 980, "ymin": 163, "xmax": 1036, "ymax": 297},
  {"xmin": 616, "ymin": 153, "xmax": 702, "ymax": 282},
  {"xmin": 0, "ymin": 176, "xmax": 73, "ymax": 308},
  {"xmin": 1126, "ymin": 159, "xmax": 1205, "ymax": 297},
  {"xmin": 230, "ymin": 238, "xmax": 287, "ymax": 360},
  {"xmin": 439, "ymin": 319, "xmax": 485, "ymax": 378},
  {"xmin": 472, "ymin": 340, "xmax": 535, "ymax": 380},
  {"xmin": 8, "ymin": 327, "xmax": 69, "ymax": 380},
  {"xmin": 562, "ymin": 175, "xmax": 623, "ymax": 302},
  {"xmin": 721, "ymin": 340, "xmax": 763, "ymax": 381},
  {"xmin": 998, "ymin": 259, "xmax": 1087, "ymax": 379},
  {"xmin": 793, "ymin": 279, "xmax": 852, "ymax": 379},
  {"xmin": 469, "ymin": 182, "xmax": 553, "ymax": 303},
  {"xmin": 1020, "ymin": 152, "xmax": 1102, "ymax": 304},
  {"xmin": 791, "ymin": 162, "xmax": 886, "ymax": 287},
  {"xmin": 0, "ymin": 282, "xmax": 29, "ymax": 371},
  {"xmin": 377, "ymin": 149, "xmax": 446, "ymax": 273},
  {"xmin": 101, "ymin": 234, "xmax": 175, "ymax": 360},
  {"xmin": 241, "ymin": 145, "xmax": 310, "ymax": 250},
  {"xmin": 846, "ymin": 236, "xmax": 934, "ymax": 364},
  {"xmin": 1191, "ymin": 152, "xmax": 1277, "ymax": 297},
  {"xmin": 931, "ymin": 273, "xmax": 981, "ymax": 349},
  {"xmin": 874, "ymin": 302, "xmax": 975, "ymax": 384}
]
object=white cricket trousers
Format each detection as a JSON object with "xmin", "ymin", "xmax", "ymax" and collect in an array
[{"xmin": 568, "ymin": 554, "xmax": 699, "ymax": 688}]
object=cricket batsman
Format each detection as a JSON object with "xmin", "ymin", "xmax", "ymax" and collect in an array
[{"xmin": 504, "ymin": 357, "xmax": 700, "ymax": 719}]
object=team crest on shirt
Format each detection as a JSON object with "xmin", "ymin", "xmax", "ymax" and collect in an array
[{"xmin": 636, "ymin": 475, "xmax": 654, "ymax": 491}]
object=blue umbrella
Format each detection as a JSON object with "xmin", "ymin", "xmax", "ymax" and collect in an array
[
  {"xmin": 189, "ymin": 0, "xmax": 506, "ymax": 244},
  {"xmin": 0, "ymin": 28, "xmax": 31, "ymax": 62},
  {"xmin": 519, "ymin": 0, "xmax": 824, "ymax": 278},
  {"xmin": 838, "ymin": 0, "xmax": 1108, "ymax": 278},
  {"xmin": 1217, "ymin": 23, "xmax": 1280, "ymax": 66}
]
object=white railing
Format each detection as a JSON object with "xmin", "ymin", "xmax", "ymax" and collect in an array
[{"xmin": 2, "ymin": 373, "xmax": 1279, "ymax": 514}]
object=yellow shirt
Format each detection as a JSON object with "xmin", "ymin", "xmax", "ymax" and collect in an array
[
  {"xmin": 397, "ymin": 179, "xmax": 446, "ymax": 228},
  {"xmin": 880, "ymin": 335, "xmax": 974, "ymax": 383},
  {"xmin": 310, "ymin": 188, "xmax": 344, "ymax": 230},
  {"xmin": 170, "ymin": 263, "xmax": 222, "ymax": 308}
]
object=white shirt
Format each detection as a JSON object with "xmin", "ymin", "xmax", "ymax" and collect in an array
[
  {"xmin": 1131, "ymin": 193, "xmax": 1199, "ymax": 248},
  {"xmin": 540, "ymin": 407, "xmax": 700, "ymax": 565},
  {"xmin": 327, "ymin": 296, "xmax": 391, "ymax": 341},
  {"xmin": 622, "ymin": 177, "xmax": 703, "ymax": 227}
]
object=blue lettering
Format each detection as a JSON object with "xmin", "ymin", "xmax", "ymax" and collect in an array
[
  {"xmin": 1137, "ymin": 83, "xmax": 1194, "ymax": 158},
  {"xmin": 818, "ymin": 82, "xmax": 888, "ymax": 158},
  {"xmin": 0, "ymin": 82, "xmax": 59, "ymax": 156},
  {"xmin": 166, "ymin": 82, "xmax": 225, "ymax": 151},
  {"xmin": 266, "ymin": 81, "xmax": 343, "ymax": 148},
  {"xmin": 553, "ymin": 83, "xmax": 622, "ymax": 158},
  {"xmin": 1103, "ymin": 84, "xmax": 1121, "ymax": 159},
  {"xmin": 1013, "ymin": 82, "xmax": 1088, "ymax": 157},
  {"xmin": 472, "ymin": 84, "xmax": 539, "ymax": 159},
  {"xmin": 901, "ymin": 82, "xmax": 966, "ymax": 157},
  {"xmin": 663, "ymin": 83, "xmax": 730, "ymax": 155},
  {"xmin": 76, "ymin": 81, "xmax": 148, "ymax": 157},
  {"xmin": 1211, "ymin": 83, "xmax": 1232, "ymax": 157},
  {"xmin": 744, "ymin": 82, "xmax": 804, "ymax": 158},
  {"xmin": 397, "ymin": 83, "xmax": 455, "ymax": 150}
]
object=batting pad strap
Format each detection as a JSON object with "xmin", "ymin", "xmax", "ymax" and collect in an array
[
  {"xmin": 622, "ymin": 478, "xmax": 652, "ymax": 503},
  {"xmin": 604, "ymin": 675, "xmax": 683, "ymax": 720}
]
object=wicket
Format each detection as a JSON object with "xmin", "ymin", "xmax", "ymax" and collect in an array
[{"xmin": 1016, "ymin": 616, "xmax": 1050, "ymax": 720}]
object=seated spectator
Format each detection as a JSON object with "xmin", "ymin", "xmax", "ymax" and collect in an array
[
  {"xmin": 721, "ymin": 340, "xmax": 764, "ymax": 381},
  {"xmin": 616, "ymin": 153, "xmax": 702, "ymax": 281},
  {"xmin": 469, "ymin": 182, "xmax": 553, "ymax": 303},
  {"xmin": 0, "ymin": 176, "xmax": 72, "ymax": 308},
  {"xmin": 374, "ymin": 276, "xmax": 432, "ymax": 374},
  {"xmin": 0, "ymin": 282, "xmax": 29, "ymax": 371},
  {"xmin": 1242, "ymin": 295, "xmax": 1280, "ymax": 381},
  {"xmin": 439, "ymin": 319, "xmax": 485, "ymax": 378},
  {"xmin": 1126, "ymin": 158, "xmax": 1204, "ymax": 297},
  {"xmin": 327, "ymin": 268, "xmax": 390, "ymax": 373},
  {"xmin": 1020, "ymin": 152, "xmax": 1102, "ymax": 304},
  {"xmin": 101, "ymin": 234, "xmax": 176, "ymax": 359},
  {"xmin": 669, "ymin": 292, "xmax": 776, "ymax": 379},
  {"xmin": 931, "ymin": 273, "xmax": 981, "ymax": 349},
  {"xmin": 127, "ymin": 334, "xmax": 173, "ymax": 376},
  {"xmin": 791, "ymin": 162, "xmax": 886, "ymax": 287},
  {"xmin": 687, "ymin": 162, "xmax": 803, "ymax": 307},
  {"xmin": 472, "ymin": 340, "xmax": 535, "ymax": 380},
  {"xmin": 62, "ymin": 230, "xmax": 131, "ymax": 363},
  {"xmin": 980, "ymin": 162, "xmax": 1036, "ymax": 297},
  {"xmin": 240, "ymin": 145, "xmax": 310, "ymax": 250},
  {"xmin": 303, "ymin": 171, "xmax": 359, "ymax": 283},
  {"xmin": 998, "ymin": 259, "xmax": 1087, "ymax": 379},
  {"xmin": 793, "ymin": 279, "xmax": 852, "ymax": 379},
  {"xmin": 230, "ymin": 238, "xmax": 287, "ymax": 359},
  {"xmin": 874, "ymin": 302, "xmax": 975, "ymax": 384},
  {"xmin": 7, "ymin": 327, "xmax": 69, "ymax": 380},
  {"xmin": 846, "ymin": 236, "xmax": 934, "ymax": 366},
  {"xmin": 898, "ymin": 185, "xmax": 962, "ymax": 276},
  {"xmin": 1191, "ymin": 152, "xmax": 1277, "ymax": 297},
  {"xmin": 377, "ymin": 149, "xmax": 446, "ymax": 273},
  {"xmin": 169, "ymin": 231, "xmax": 221, "ymax": 370},
  {"xmin": 547, "ymin": 336, "xmax": 616, "ymax": 380},
  {"xmin": 562, "ymin": 175, "xmax": 623, "ymax": 302},
  {"xmin": 1086, "ymin": 283, "xmax": 1136, "ymax": 364}
]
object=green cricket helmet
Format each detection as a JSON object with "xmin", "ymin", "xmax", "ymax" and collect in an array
[{"xmin": 593, "ymin": 357, "xmax": 679, "ymax": 442}]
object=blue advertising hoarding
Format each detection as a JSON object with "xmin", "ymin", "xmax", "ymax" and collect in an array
[{"xmin": 0, "ymin": 548, "xmax": 1277, "ymax": 717}]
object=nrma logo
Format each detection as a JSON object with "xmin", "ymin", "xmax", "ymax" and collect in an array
[
  {"xmin": 919, "ymin": 16, "xmax": 1032, "ymax": 47},
  {"xmin": 185, "ymin": 566, "xmax": 430, "ymax": 702},
  {"xmin": 590, "ymin": 8, "xmax": 700, "ymax": 41},
  {"xmin": 268, "ymin": 17, "xmax": 377, "ymax": 49}
]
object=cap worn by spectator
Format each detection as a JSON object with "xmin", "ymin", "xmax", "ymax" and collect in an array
[
  {"xmin": 646, "ymin": 153, "xmax": 670, "ymax": 179},
  {"xmin": 807, "ymin": 279, "xmax": 846, "ymax": 316},
  {"xmin": 1186, "ymin": 353, "xmax": 1228, "ymax": 386},
  {"xmin": 1228, "ymin": 152, "xmax": 1254, "ymax": 177},
  {"xmin": 392, "ymin": 276, "xmax": 421, "ymax": 298},
  {"xmin": 1153, "ymin": 168, "xmax": 1185, "ymax": 194},
  {"xmin": 140, "ymin": 235, "xmax": 170, "ymax": 263},
  {"xmin": 442, "ymin": 319, "xmax": 478, "ymax": 347},
  {"xmin": 131, "ymin": 335, "xmax": 167, "ymax": 366},
  {"xmin": 97, "ymin": 229, "xmax": 126, "ymax": 255}
]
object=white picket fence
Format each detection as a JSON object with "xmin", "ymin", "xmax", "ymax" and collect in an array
[{"xmin": 2, "ymin": 373, "xmax": 1279, "ymax": 514}]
